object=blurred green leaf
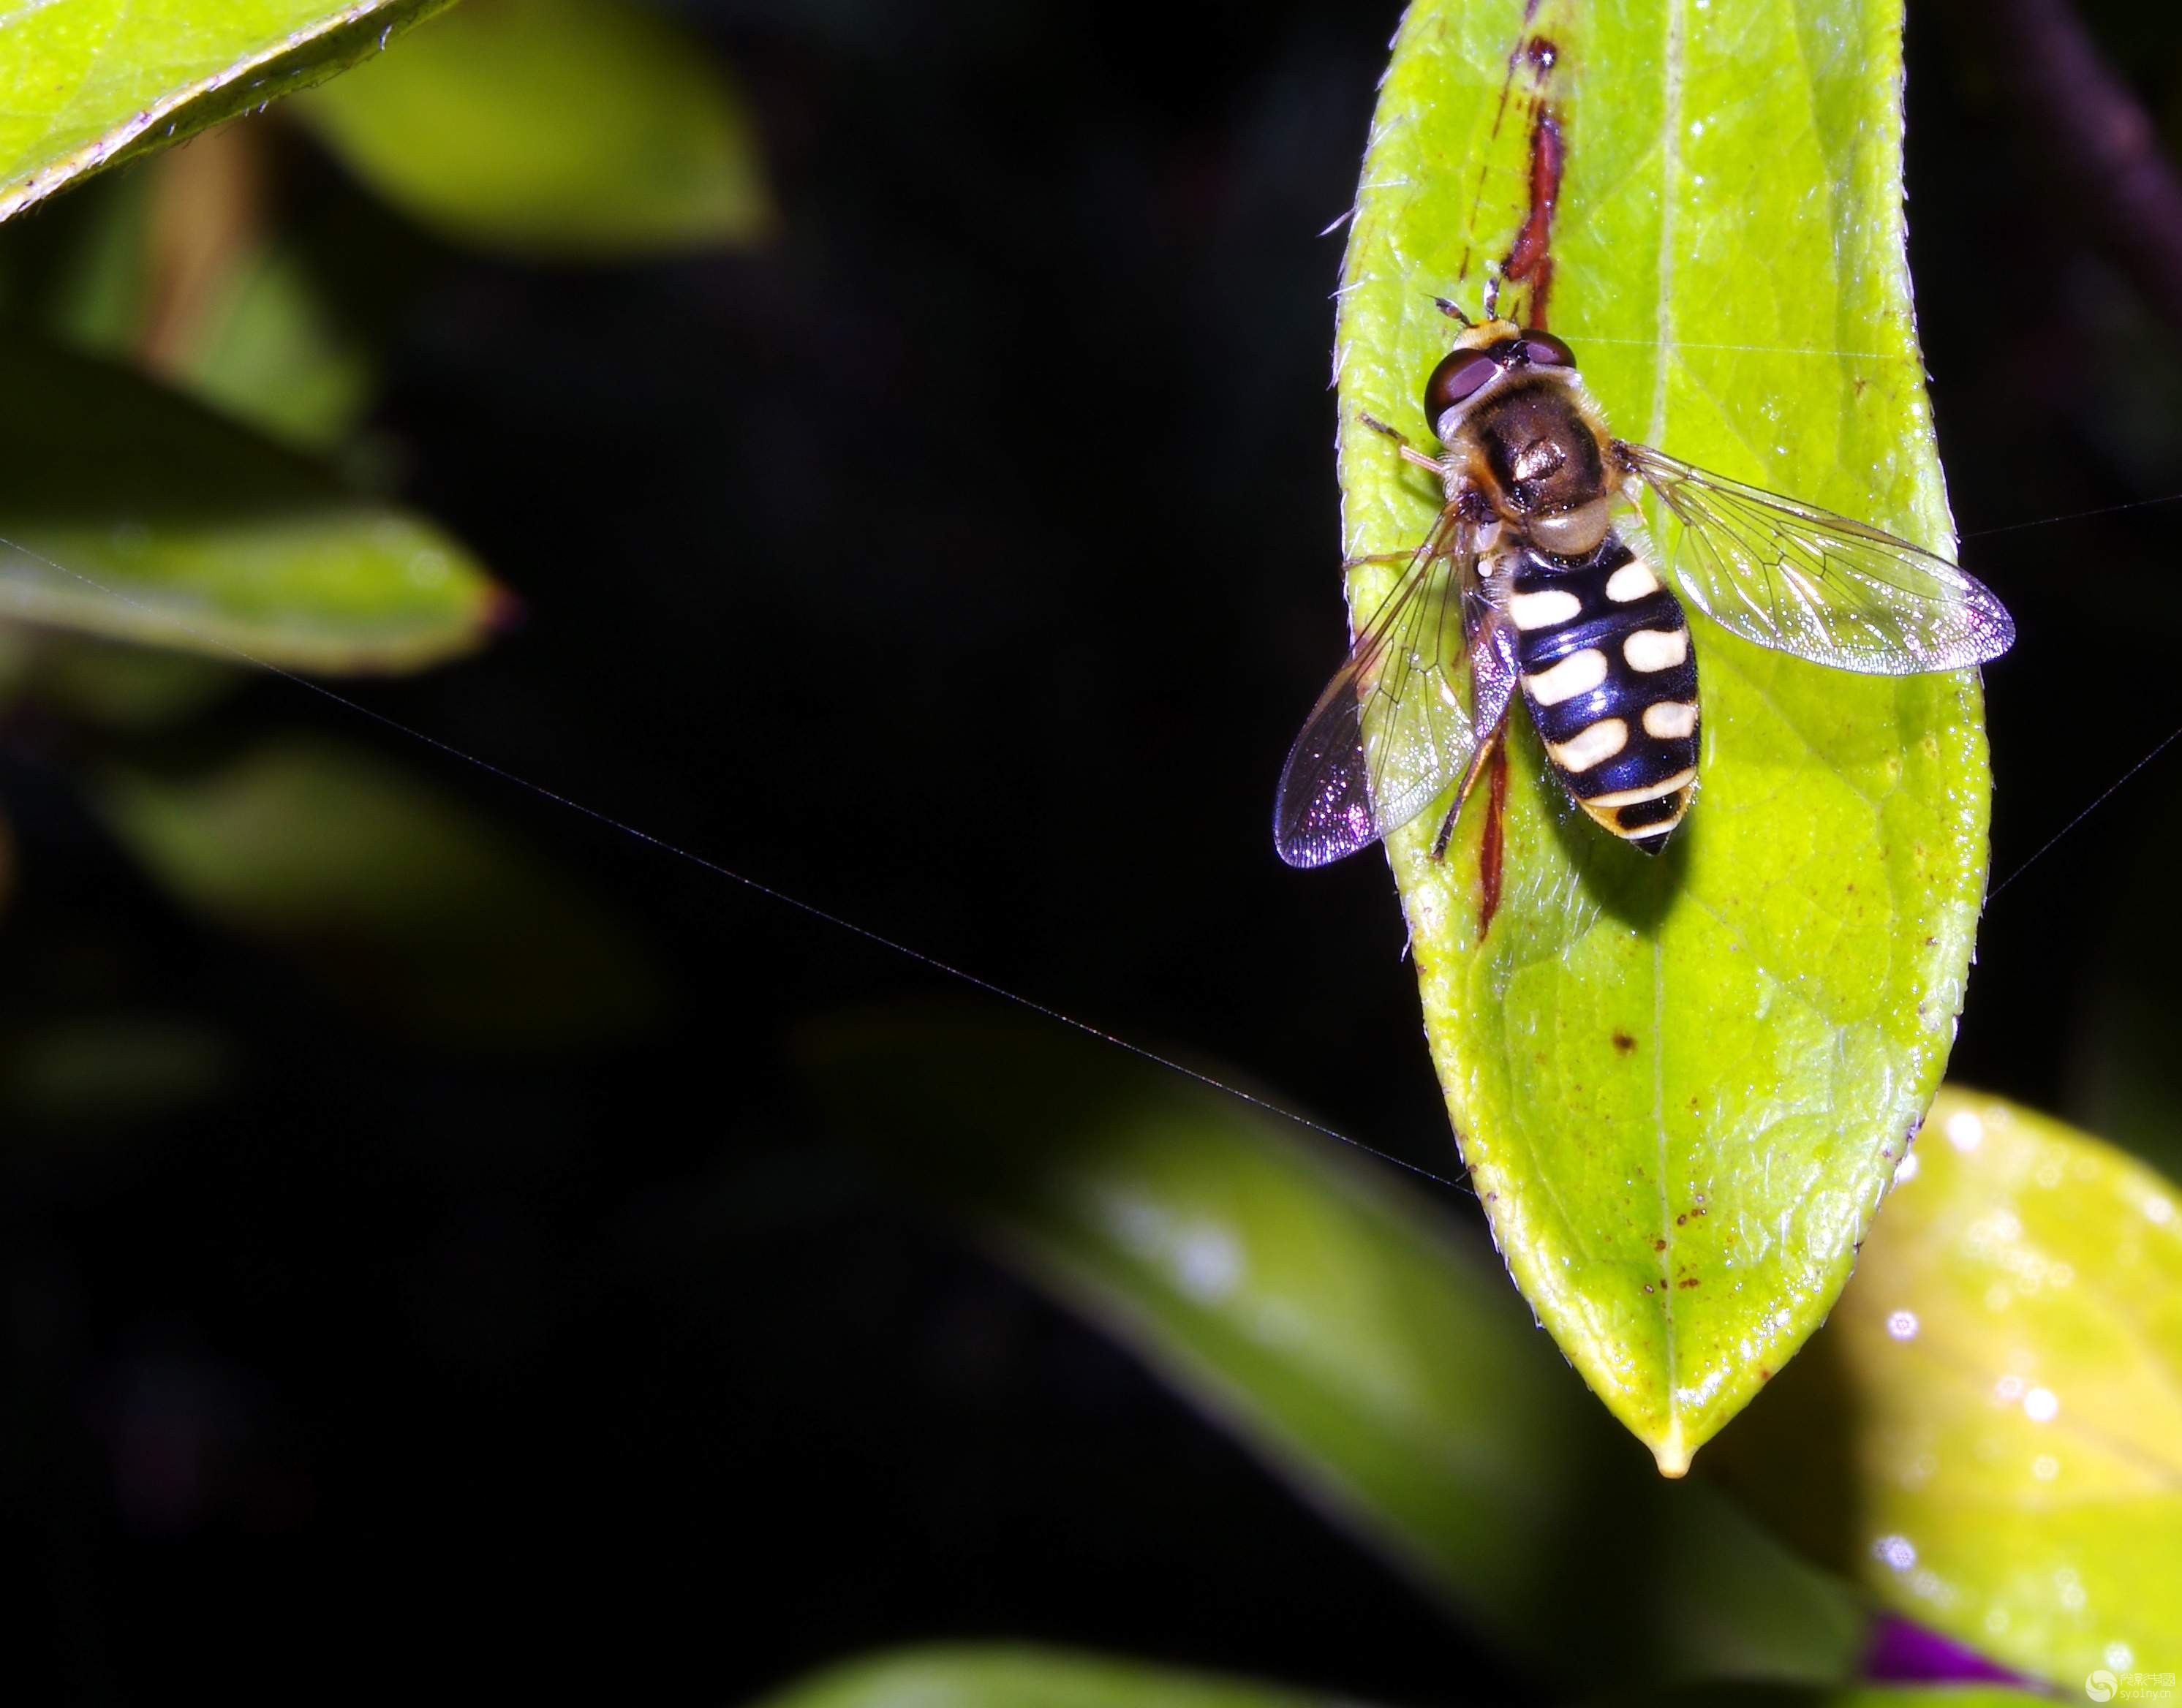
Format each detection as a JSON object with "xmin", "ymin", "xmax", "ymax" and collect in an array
[
  {"xmin": 13, "ymin": 126, "xmax": 377, "ymax": 450},
  {"xmin": 180, "ymin": 238, "xmax": 376, "ymax": 449},
  {"xmin": 1611, "ymin": 1689, "xmax": 2045, "ymax": 1708},
  {"xmin": 1336, "ymin": 0, "xmax": 1990, "ymax": 1471},
  {"xmin": 30, "ymin": 169, "xmax": 159, "ymax": 353},
  {"xmin": 93, "ymin": 736, "xmax": 660, "ymax": 1047},
  {"xmin": 292, "ymin": 0, "xmax": 772, "ymax": 257},
  {"xmin": 0, "ymin": 340, "xmax": 501, "ymax": 671},
  {"xmin": 0, "ymin": 1016, "xmax": 230, "ymax": 1128},
  {"xmin": 0, "ymin": 1, "xmax": 458, "ymax": 224},
  {"xmin": 746, "ymin": 1646, "xmax": 1373, "ymax": 1708},
  {"xmin": 746, "ymin": 1645, "xmax": 2055, "ymax": 1708},
  {"xmin": 807, "ymin": 1014, "xmax": 1865, "ymax": 1691},
  {"xmin": 7, "ymin": 634, "xmax": 241, "ymax": 730},
  {"xmin": 1711, "ymin": 1089, "xmax": 2182, "ymax": 1688}
]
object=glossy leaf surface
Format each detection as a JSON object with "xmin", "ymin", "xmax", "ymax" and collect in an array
[
  {"xmin": 0, "ymin": 341, "xmax": 499, "ymax": 670},
  {"xmin": 292, "ymin": 0, "xmax": 771, "ymax": 256},
  {"xmin": 809, "ymin": 1016, "xmax": 1865, "ymax": 1690},
  {"xmin": 1333, "ymin": 0, "xmax": 1991, "ymax": 1470},
  {"xmin": 0, "ymin": 0, "xmax": 456, "ymax": 224},
  {"xmin": 1713, "ymin": 1089, "xmax": 2182, "ymax": 1690}
]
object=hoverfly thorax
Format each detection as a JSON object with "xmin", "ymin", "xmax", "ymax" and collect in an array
[{"xmin": 1425, "ymin": 320, "xmax": 1613, "ymax": 560}]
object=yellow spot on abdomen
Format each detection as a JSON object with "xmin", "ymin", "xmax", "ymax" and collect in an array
[
  {"xmin": 1623, "ymin": 627, "xmax": 1689, "ymax": 673},
  {"xmin": 1523, "ymin": 647, "xmax": 1607, "ymax": 706},
  {"xmin": 1549, "ymin": 717, "xmax": 1628, "ymax": 773},
  {"xmin": 1509, "ymin": 588, "xmax": 1582, "ymax": 630},
  {"xmin": 1642, "ymin": 700, "xmax": 1698, "ymax": 739}
]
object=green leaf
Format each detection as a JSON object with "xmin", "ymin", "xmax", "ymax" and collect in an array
[
  {"xmin": 745, "ymin": 1646, "xmax": 2055, "ymax": 1708},
  {"xmin": 1336, "ymin": 0, "xmax": 1990, "ymax": 1470},
  {"xmin": 0, "ymin": 1, "xmax": 458, "ymax": 226},
  {"xmin": 1710, "ymin": 1089, "xmax": 2182, "ymax": 1690},
  {"xmin": 91, "ymin": 736, "xmax": 661, "ymax": 1046},
  {"xmin": 1611, "ymin": 1690, "xmax": 2044, "ymax": 1708},
  {"xmin": 0, "ymin": 340, "xmax": 501, "ymax": 671},
  {"xmin": 807, "ymin": 1015, "xmax": 1867, "ymax": 1690},
  {"xmin": 744, "ymin": 1645, "xmax": 1372, "ymax": 1708},
  {"xmin": 291, "ymin": 0, "xmax": 772, "ymax": 257}
]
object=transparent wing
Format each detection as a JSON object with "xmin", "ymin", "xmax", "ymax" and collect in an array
[
  {"xmin": 1620, "ymin": 442, "xmax": 2015, "ymax": 675},
  {"xmin": 1274, "ymin": 513, "xmax": 1515, "ymax": 869}
]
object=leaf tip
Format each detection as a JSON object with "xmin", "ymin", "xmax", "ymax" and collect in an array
[{"xmin": 1650, "ymin": 1418, "xmax": 1691, "ymax": 1479}]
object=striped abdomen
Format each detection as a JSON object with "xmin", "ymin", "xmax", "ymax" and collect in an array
[{"xmin": 1508, "ymin": 532, "xmax": 1699, "ymax": 854}]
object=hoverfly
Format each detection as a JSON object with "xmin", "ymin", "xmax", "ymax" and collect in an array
[{"xmin": 1272, "ymin": 309, "xmax": 2015, "ymax": 868}]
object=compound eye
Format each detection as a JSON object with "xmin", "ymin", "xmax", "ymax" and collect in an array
[
  {"xmin": 1519, "ymin": 330, "xmax": 1577, "ymax": 367},
  {"xmin": 1424, "ymin": 349, "xmax": 1500, "ymax": 423}
]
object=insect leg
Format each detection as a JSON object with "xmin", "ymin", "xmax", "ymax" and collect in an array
[
  {"xmin": 1357, "ymin": 412, "xmax": 1446, "ymax": 476},
  {"xmin": 1340, "ymin": 550, "xmax": 1415, "ymax": 569},
  {"xmin": 1420, "ymin": 591, "xmax": 1518, "ymax": 864},
  {"xmin": 1428, "ymin": 706, "xmax": 1510, "ymax": 861}
]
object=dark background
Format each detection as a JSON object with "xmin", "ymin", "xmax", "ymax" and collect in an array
[{"xmin": 3, "ymin": 0, "xmax": 2180, "ymax": 1698}]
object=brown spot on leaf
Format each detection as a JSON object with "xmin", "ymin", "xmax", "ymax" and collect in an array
[
  {"xmin": 1677, "ymin": 1277, "xmax": 1700, "ymax": 1289},
  {"xmin": 1653, "ymin": 1238, "xmax": 1667, "ymax": 1252},
  {"xmin": 1478, "ymin": 744, "xmax": 1509, "ymax": 937},
  {"xmin": 1500, "ymin": 102, "xmax": 1566, "ymax": 324},
  {"xmin": 1612, "ymin": 1031, "xmax": 1635, "ymax": 1054},
  {"xmin": 1465, "ymin": 18, "xmax": 1559, "ymax": 274}
]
